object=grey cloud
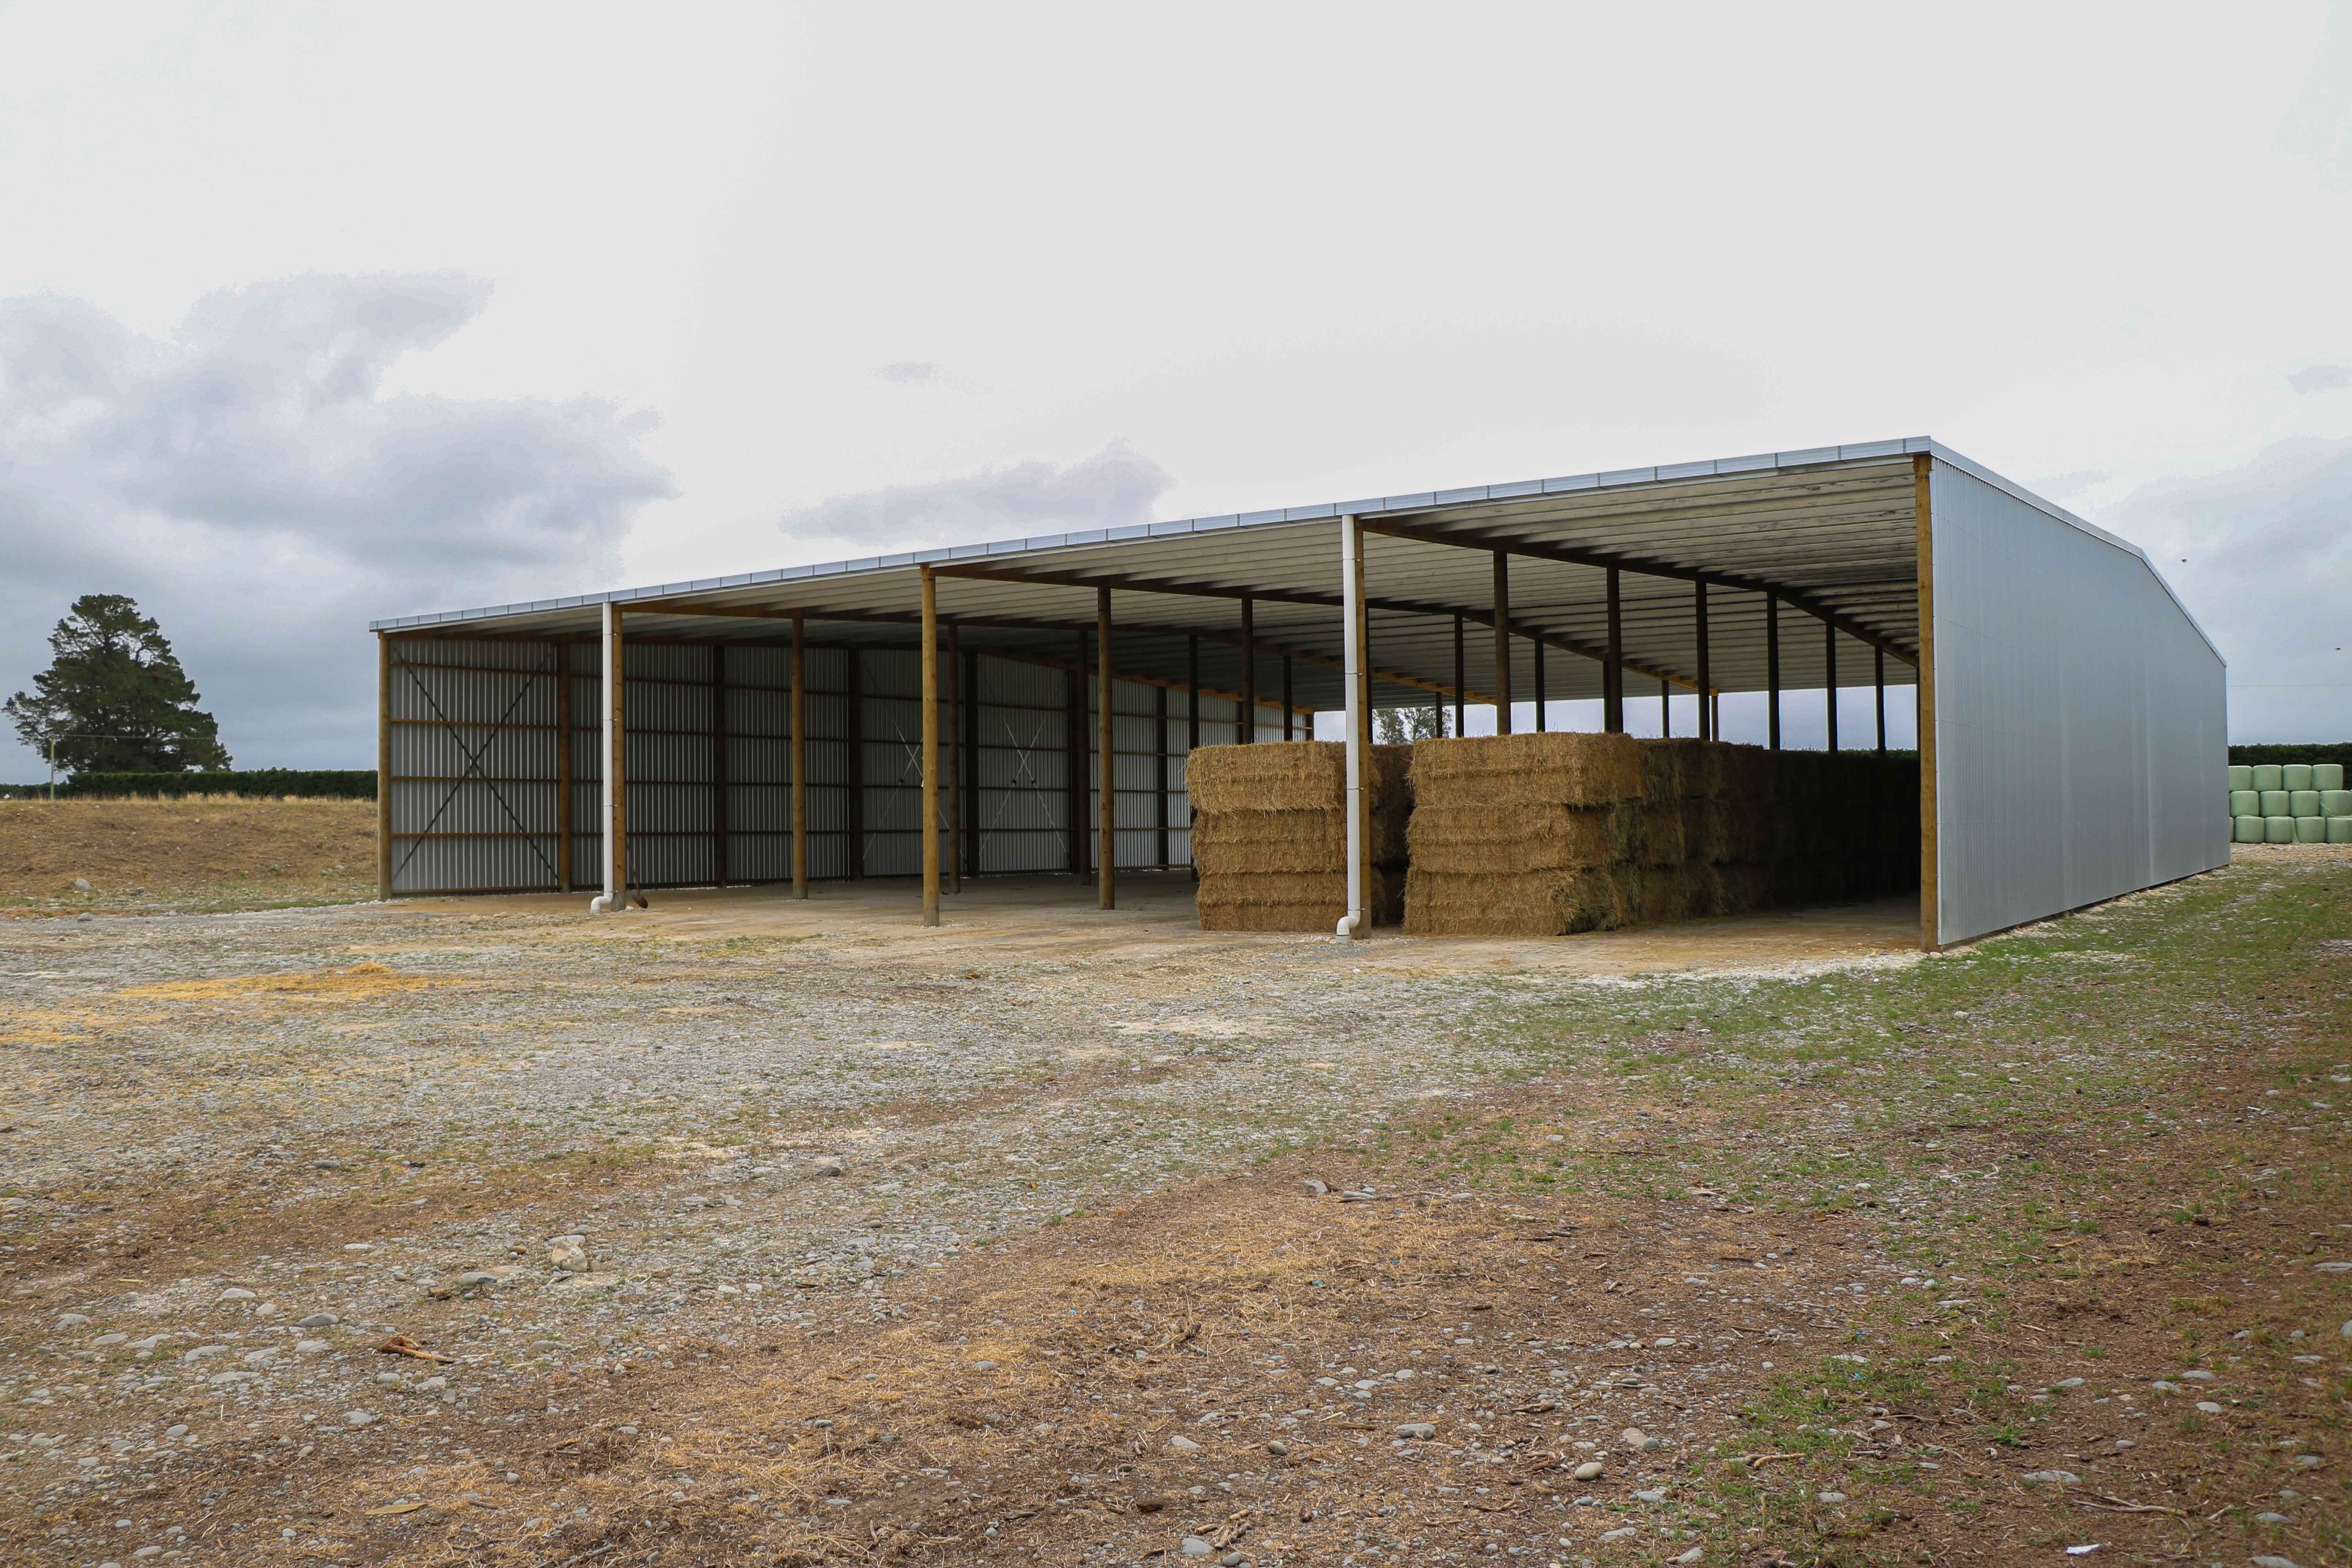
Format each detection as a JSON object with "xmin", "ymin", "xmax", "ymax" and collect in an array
[
  {"xmin": 2286, "ymin": 364, "xmax": 2352, "ymax": 394},
  {"xmin": 2113, "ymin": 435, "xmax": 2352, "ymax": 741},
  {"xmin": 875, "ymin": 360, "xmax": 941, "ymax": 385},
  {"xmin": 778, "ymin": 441, "xmax": 1173, "ymax": 548},
  {"xmin": 0, "ymin": 274, "xmax": 675, "ymax": 776}
]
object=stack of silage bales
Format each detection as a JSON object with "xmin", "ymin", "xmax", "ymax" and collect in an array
[
  {"xmin": 2228, "ymin": 761, "xmax": 2352, "ymax": 844},
  {"xmin": 1402, "ymin": 733, "xmax": 1918, "ymax": 938},
  {"xmin": 1189, "ymin": 741, "xmax": 1411, "ymax": 930}
]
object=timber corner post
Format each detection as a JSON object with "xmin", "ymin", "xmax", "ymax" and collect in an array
[
  {"xmin": 375, "ymin": 632, "xmax": 392, "ymax": 901},
  {"xmin": 1914, "ymin": 451, "xmax": 1940, "ymax": 952}
]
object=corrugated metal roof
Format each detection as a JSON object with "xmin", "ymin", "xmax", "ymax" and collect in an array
[{"xmin": 372, "ymin": 438, "xmax": 2201, "ymax": 707}]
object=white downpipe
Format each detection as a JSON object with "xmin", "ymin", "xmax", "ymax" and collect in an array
[{"xmin": 1337, "ymin": 514, "xmax": 1369, "ymax": 941}]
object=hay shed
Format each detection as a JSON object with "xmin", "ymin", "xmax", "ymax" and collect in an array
[{"xmin": 369, "ymin": 437, "xmax": 2225, "ymax": 948}]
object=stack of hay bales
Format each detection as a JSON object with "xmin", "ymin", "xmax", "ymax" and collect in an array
[
  {"xmin": 1401, "ymin": 732, "xmax": 1647, "ymax": 936},
  {"xmin": 2227, "ymin": 762, "xmax": 2352, "ymax": 844},
  {"xmin": 1404, "ymin": 732, "xmax": 1919, "ymax": 938},
  {"xmin": 1189, "ymin": 742, "xmax": 1411, "ymax": 931}
]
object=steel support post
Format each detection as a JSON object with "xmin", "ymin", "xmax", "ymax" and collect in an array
[
  {"xmin": 1339, "ymin": 515, "xmax": 1372, "ymax": 939},
  {"xmin": 1534, "ymin": 638, "xmax": 1546, "ymax": 732},
  {"xmin": 1282, "ymin": 656, "xmax": 1294, "ymax": 740},
  {"xmin": 1155, "ymin": 682, "xmax": 1170, "ymax": 867},
  {"xmin": 1766, "ymin": 593, "xmax": 1782, "ymax": 751}
]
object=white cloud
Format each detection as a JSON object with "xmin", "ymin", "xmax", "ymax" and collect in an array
[
  {"xmin": 2287, "ymin": 363, "xmax": 2352, "ymax": 393},
  {"xmin": 875, "ymin": 360, "xmax": 942, "ymax": 385},
  {"xmin": 0, "ymin": 274, "xmax": 674, "ymax": 776},
  {"xmin": 776, "ymin": 441, "xmax": 1173, "ymax": 550}
]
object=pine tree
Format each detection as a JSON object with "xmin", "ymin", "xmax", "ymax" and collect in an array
[{"xmin": 4, "ymin": 595, "xmax": 232, "ymax": 773}]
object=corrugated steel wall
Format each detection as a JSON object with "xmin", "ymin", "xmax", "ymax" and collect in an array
[
  {"xmin": 388, "ymin": 639, "xmax": 1278, "ymax": 894},
  {"xmin": 1928, "ymin": 464, "xmax": 2229, "ymax": 945}
]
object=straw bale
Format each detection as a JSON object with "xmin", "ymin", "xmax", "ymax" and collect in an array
[
  {"xmin": 1405, "ymin": 802, "xmax": 1633, "ymax": 873},
  {"xmin": 1406, "ymin": 732, "xmax": 1643, "ymax": 808},
  {"xmin": 1196, "ymin": 868, "xmax": 1400, "ymax": 931},
  {"xmin": 1638, "ymin": 862, "xmax": 1719, "ymax": 924},
  {"xmin": 1402, "ymin": 866, "xmax": 1630, "ymax": 937},
  {"xmin": 1185, "ymin": 741, "xmax": 1347, "ymax": 814}
]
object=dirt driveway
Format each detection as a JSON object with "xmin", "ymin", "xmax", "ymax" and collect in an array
[{"xmin": 2, "ymin": 852, "xmax": 2346, "ymax": 1568}]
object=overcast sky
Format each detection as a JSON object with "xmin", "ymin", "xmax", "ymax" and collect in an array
[{"xmin": 2, "ymin": 2, "xmax": 2349, "ymax": 776}]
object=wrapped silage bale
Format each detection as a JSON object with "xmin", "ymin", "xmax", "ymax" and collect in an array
[
  {"xmin": 2265, "ymin": 815, "xmax": 2297, "ymax": 843},
  {"xmin": 2283, "ymin": 763, "xmax": 2315, "ymax": 790},
  {"xmin": 2230, "ymin": 789, "xmax": 2261, "ymax": 815},
  {"xmin": 2261, "ymin": 789, "xmax": 2292, "ymax": 815},
  {"xmin": 2330, "ymin": 818, "xmax": 2352, "ymax": 845},
  {"xmin": 2297, "ymin": 816, "xmax": 2328, "ymax": 844},
  {"xmin": 2229, "ymin": 764, "xmax": 2254, "ymax": 790},
  {"xmin": 2318, "ymin": 763, "xmax": 2347, "ymax": 791},
  {"xmin": 2252, "ymin": 764, "xmax": 2284, "ymax": 791},
  {"xmin": 2235, "ymin": 814, "xmax": 2265, "ymax": 843},
  {"xmin": 2322, "ymin": 789, "xmax": 2352, "ymax": 817},
  {"xmin": 2292, "ymin": 789, "xmax": 2324, "ymax": 816}
]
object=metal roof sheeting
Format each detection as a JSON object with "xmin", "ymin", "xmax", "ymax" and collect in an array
[{"xmin": 373, "ymin": 439, "xmax": 2202, "ymax": 708}]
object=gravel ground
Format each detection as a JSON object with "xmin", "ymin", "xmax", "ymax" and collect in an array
[{"xmin": 2, "ymin": 860, "xmax": 2345, "ymax": 1568}]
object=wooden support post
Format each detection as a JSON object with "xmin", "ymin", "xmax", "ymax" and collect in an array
[
  {"xmin": 947, "ymin": 621, "xmax": 963, "ymax": 894},
  {"xmin": 1915, "ymin": 452, "xmax": 1940, "ymax": 950},
  {"xmin": 1491, "ymin": 552, "xmax": 1512, "ymax": 734},
  {"xmin": 1097, "ymin": 586, "xmax": 1116, "ymax": 909},
  {"xmin": 1238, "ymin": 595, "xmax": 1256, "ymax": 743},
  {"xmin": 848, "ymin": 646, "xmax": 865, "ymax": 878},
  {"xmin": 1533, "ymin": 637, "xmax": 1546, "ymax": 731},
  {"xmin": 1452, "ymin": 613, "xmax": 1465, "ymax": 737},
  {"xmin": 1186, "ymin": 634, "xmax": 1200, "ymax": 753},
  {"xmin": 1155, "ymin": 682, "xmax": 1171, "ymax": 867},
  {"xmin": 599, "ymin": 601, "xmax": 627, "ymax": 909},
  {"xmin": 1282, "ymin": 656, "xmax": 1294, "ymax": 740},
  {"xmin": 790, "ymin": 612, "xmax": 808, "ymax": 898},
  {"xmin": 1766, "ymin": 593, "xmax": 1782, "ymax": 751},
  {"xmin": 1069, "ymin": 632, "xmax": 1086, "ymax": 879},
  {"xmin": 1694, "ymin": 582, "xmax": 1711, "ymax": 741},
  {"xmin": 376, "ymin": 633, "xmax": 392, "ymax": 900},
  {"xmin": 712, "ymin": 645, "xmax": 729, "ymax": 887},
  {"xmin": 1603, "ymin": 566, "xmax": 1624, "ymax": 734},
  {"xmin": 1824, "ymin": 619, "xmax": 1838, "ymax": 752},
  {"xmin": 554, "ymin": 640, "xmax": 572, "ymax": 893},
  {"xmin": 921, "ymin": 569, "xmax": 941, "ymax": 927},
  {"xmin": 1874, "ymin": 645, "xmax": 1887, "ymax": 755},
  {"xmin": 1340, "ymin": 515, "xmax": 1372, "ymax": 938}
]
